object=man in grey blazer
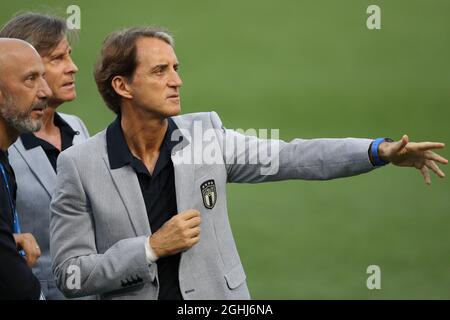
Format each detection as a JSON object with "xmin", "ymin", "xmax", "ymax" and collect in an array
[
  {"xmin": 50, "ymin": 27, "xmax": 447, "ymax": 300},
  {"xmin": 1, "ymin": 13, "xmax": 89, "ymax": 299}
]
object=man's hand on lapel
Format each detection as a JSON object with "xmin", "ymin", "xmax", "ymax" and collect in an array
[{"xmin": 149, "ymin": 209, "xmax": 201, "ymax": 258}]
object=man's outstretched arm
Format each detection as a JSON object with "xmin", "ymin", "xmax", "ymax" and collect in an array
[{"xmin": 208, "ymin": 112, "xmax": 447, "ymax": 184}]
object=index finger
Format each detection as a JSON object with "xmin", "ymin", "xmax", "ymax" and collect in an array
[
  {"xmin": 416, "ymin": 142, "xmax": 445, "ymax": 151},
  {"xmin": 180, "ymin": 209, "xmax": 200, "ymax": 219}
]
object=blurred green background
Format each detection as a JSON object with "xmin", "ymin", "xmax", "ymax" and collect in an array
[{"xmin": 1, "ymin": 0, "xmax": 449, "ymax": 299}]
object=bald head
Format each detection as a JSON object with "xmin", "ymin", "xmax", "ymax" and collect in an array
[
  {"xmin": 0, "ymin": 38, "xmax": 41, "ymax": 83},
  {"xmin": 0, "ymin": 38, "xmax": 51, "ymax": 138},
  {"xmin": 0, "ymin": 37, "xmax": 36, "ymax": 51}
]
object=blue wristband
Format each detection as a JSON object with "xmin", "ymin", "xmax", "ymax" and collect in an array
[{"xmin": 371, "ymin": 138, "xmax": 390, "ymax": 167}]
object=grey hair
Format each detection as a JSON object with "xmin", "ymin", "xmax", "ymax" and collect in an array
[{"xmin": 0, "ymin": 12, "xmax": 74, "ymax": 56}]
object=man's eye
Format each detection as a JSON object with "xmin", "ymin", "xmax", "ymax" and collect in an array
[{"xmin": 52, "ymin": 55, "xmax": 64, "ymax": 62}]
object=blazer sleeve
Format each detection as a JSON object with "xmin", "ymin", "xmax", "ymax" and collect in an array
[
  {"xmin": 0, "ymin": 212, "xmax": 41, "ymax": 300},
  {"xmin": 50, "ymin": 152, "xmax": 155, "ymax": 298},
  {"xmin": 208, "ymin": 111, "xmax": 376, "ymax": 183}
]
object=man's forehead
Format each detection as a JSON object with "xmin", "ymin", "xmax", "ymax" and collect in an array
[
  {"xmin": 136, "ymin": 37, "xmax": 178, "ymax": 64},
  {"xmin": 47, "ymin": 37, "xmax": 70, "ymax": 56},
  {"xmin": 0, "ymin": 39, "xmax": 43, "ymax": 84},
  {"xmin": 0, "ymin": 49, "xmax": 44, "ymax": 77}
]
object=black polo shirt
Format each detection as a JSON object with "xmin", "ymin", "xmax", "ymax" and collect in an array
[
  {"xmin": 0, "ymin": 150, "xmax": 17, "ymax": 229},
  {"xmin": 0, "ymin": 150, "xmax": 41, "ymax": 299},
  {"xmin": 106, "ymin": 117, "xmax": 183, "ymax": 300},
  {"xmin": 21, "ymin": 113, "xmax": 77, "ymax": 172},
  {"xmin": 0, "ymin": 150, "xmax": 16, "ymax": 203}
]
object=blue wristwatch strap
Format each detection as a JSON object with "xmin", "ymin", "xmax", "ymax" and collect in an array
[{"xmin": 371, "ymin": 138, "xmax": 390, "ymax": 167}]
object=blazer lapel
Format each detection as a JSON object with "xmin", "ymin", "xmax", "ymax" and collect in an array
[
  {"xmin": 13, "ymin": 139, "xmax": 55, "ymax": 197},
  {"xmin": 72, "ymin": 132, "xmax": 85, "ymax": 145},
  {"xmin": 103, "ymin": 155, "xmax": 151, "ymax": 236},
  {"xmin": 171, "ymin": 135, "xmax": 195, "ymax": 212}
]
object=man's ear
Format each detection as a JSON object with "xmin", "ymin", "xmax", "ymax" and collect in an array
[{"xmin": 111, "ymin": 76, "xmax": 133, "ymax": 100}]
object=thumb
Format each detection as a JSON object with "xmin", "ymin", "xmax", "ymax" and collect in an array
[{"xmin": 394, "ymin": 134, "xmax": 409, "ymax": 152}]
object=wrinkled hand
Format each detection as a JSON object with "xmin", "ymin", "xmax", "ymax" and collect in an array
[
  {"xmin": 149, "ymin": 209, "xmax": 201, "ymax": 258},
  {"xmin": 13, "ymin": 233, "xmax": 41, "ymax": 267},
  {"xmin": 379, "ymin": 135, "xmax": 448, "ymax": 185}
]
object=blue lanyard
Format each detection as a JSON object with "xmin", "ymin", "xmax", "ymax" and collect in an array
[
  {"xmin": 0, "ymin": 162, "xmax": 21, "ymax": 233},
  {"xmin": 0, "ymin": 162, "xmax": 25, "ymax": 256},
  {"xmin": 0, "ymin": 161, "xmax": 44, "ymax": 299}
]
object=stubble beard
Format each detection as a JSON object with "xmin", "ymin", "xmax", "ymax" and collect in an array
[{"xmin": 0, "ymin": 93, "xmax": 45, "ymax": 134}]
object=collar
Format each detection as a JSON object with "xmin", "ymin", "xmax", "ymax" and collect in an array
[
  {"xmin": 21, "ymin": 113, "xmax": 77, "ymax": 151},
  {"xmin": 106, "ymin": 116, "xmax": 183, "ymax": 171}
]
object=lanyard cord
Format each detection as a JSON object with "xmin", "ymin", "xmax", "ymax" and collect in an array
[
  {"xmin": 0, "ymin": 162, "xmax": 44, "ymax": 299},
  {"xmin": 0, "ymin": 162, "xmax": 21, "ymax": 233}
]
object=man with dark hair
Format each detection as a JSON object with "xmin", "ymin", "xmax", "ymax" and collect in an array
[
  {"xmin": 0, "ymin": 38, "xmax": 51, "ymax": 300},
  {"xmin": 50, "ymin": 27, "xmax": 447, "ymax": 300},
  {"xmin": 1, "ymin": 12, "xmax": 89, "ymax": 299}
]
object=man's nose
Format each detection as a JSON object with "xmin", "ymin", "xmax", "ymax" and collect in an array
[
  {"xmin": 168, "ymin": 69, "xmax": 183, "ymax": 88},
  {"xmin": 65, "ymin": 56, "xmax": 79, "ymax": 74},
  {"xmin": 37, "ymin": 77, "xmax": 52, "ymax": 98}
]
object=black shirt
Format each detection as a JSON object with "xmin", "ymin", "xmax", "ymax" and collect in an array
[
  {"xmin": 0, "ymin": 150, "xmax": 41, "ymax": 299},
  {"xmin": 106, "ymin": 117, "xmax": 183, "ymax": 300},
  {"xmin": 21, "ymin": 113, "xmax": 77, "ymax": 172}
]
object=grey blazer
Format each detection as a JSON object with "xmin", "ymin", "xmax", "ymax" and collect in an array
[
  {"xmin": 8, "ymin": 113, "xmax": 89, "ymax": 299},
  {"xmin": 50, "ymin": 111, "xmax": 375, "ymax": 300}
]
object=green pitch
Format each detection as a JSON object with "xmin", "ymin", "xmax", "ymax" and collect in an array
[{"xmin": 1, "ymin": 0, "xmax": 449, "ymax": 299}]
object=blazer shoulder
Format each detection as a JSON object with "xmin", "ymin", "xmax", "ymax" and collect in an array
[
  {"xmin": 60, "ymin": 129, "xmax": 106, "ymax": 161},
  {"xmin": 58, "ymin": 112, "xmax": 90, "ymax": 139},
  {"xmin": 171, "ymin": 111, "xmax": 224, "ymax": 131},
  {"xmin": 58, "ymin": 112, "xmax": 82, "ymax": 127}
]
